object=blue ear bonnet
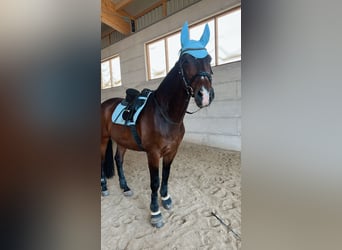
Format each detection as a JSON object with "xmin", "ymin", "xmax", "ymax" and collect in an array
[{"xmin": 180, "ymin": 21, "xmax": 210, "ymax": 58}]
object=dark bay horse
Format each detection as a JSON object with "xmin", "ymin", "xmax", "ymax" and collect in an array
[{"xmin": 101, "ymin": 22, "xmax": 214, "ymax": 228}]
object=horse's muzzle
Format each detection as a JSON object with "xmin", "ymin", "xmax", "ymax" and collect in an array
[{"xmin": 195, "ymin": 87, "xmax": 214, "ymax": 108}]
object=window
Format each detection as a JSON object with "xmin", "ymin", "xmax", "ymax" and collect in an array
[
  {"xmin": 217, "ymin": 8, "xmax": 241, "ymax": 64},
  {"xmin": 146, "ymin": 7, "xmax": 241, "ymax": 80},
  {"xmin": 166, "ymin": 32, "xmax": 181, "ymax": 71},
  {"xmin": 101, "ymin": 56, "xmax": 122, "ymax": 89},
  {"xmin": 147, "ymin": 40, "xmax": 166, "ymax": 80}
]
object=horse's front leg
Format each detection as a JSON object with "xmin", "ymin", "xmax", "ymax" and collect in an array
[
  {"xmin": 160, "ymin": 153, "xmax": 175, "ymax": 210},
  {"xmin": 147, "ymin": 152, "xmax": 164, "ymax": 228}
]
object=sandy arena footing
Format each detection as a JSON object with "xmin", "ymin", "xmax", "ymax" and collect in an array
[{"xmin": 101, "ymin": 141, "xmax": 241, "ymax": 250}]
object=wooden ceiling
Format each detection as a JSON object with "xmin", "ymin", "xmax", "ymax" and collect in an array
[{"xmin": 101, "ymin": 0, "xmax": 166, "ymax": 36}]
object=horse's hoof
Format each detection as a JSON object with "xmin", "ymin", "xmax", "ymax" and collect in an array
[
  {"xmin": 123, "ymin": 189, "xmax": 133, "ymax": 197},
  {"xmin": 151, "ymin": 213, "xmax": 164, "ymax": 228},
  {"xmin": 152, "ymin": 220, "xmax": 164, "ymax": 228},
  {"xmin": 101, "ymin": 190, "xmax": 109, "ymax": 196},
  {"xmin": 162, "ymin": 202, "xmax": 172, "ymax": 210},
  {"xmin": 161, "ymin": 195, "xmax": 172, "ymax": 210}
]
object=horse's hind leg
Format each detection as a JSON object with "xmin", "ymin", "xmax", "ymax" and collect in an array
[
  {"xmin": 160, "ymin": 153, "xmax": 175, "ymax": 210},
  {"xmin": 101, "ymin": 163, "xmax": 109, "ymax": 196},
  {"xmin": 101, "ymin": 138, "xmax": 114, "ymax": 196},
  {"xmin": 115, "ymin": 145, "xmax": 133, "ymax": 196}
]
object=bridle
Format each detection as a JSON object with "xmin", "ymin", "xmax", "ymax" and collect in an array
[
  {"xmin": 178, "ymin": 53, "xmax": 213, "ymax": 98},
  {"xmin": 153, "ymin": 52, "xmax": 214, "ymax": 124}
]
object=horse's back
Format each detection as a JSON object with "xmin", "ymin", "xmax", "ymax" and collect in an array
[
  {"xmin": 102, "ymin": 97, "xmax": 123, "ymax": 108},
  {"xmin": 101, "ymin": 98, "xmax": 123, "ymax": 135},
  {"xmin": 102, "ymin": 97, "xmax": 123, "ymax": 116}
]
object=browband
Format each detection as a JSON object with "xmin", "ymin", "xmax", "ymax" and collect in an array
[{"xmin": 180, "ymin": 47, "xmax": 207, "ymax": 56}]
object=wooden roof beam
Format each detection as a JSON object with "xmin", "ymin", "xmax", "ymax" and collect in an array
[
  {"xmin": 101, "ymin": 10, "xmax": 131, "ymax": 35},
  {"xmin": 101, "ymin": 0, "xmax": 131, "ymax": 35},
  {"xmin": 115, "ymin": 0, "xmax": 133, "ymax": 10}
]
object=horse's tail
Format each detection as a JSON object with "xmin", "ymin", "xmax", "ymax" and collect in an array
[{"xmin": 103, "ymin": 139, "xmax": 115, "ymax": 178}]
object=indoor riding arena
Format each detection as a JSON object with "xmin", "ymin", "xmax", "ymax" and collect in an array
[{"xmin": 101, "ymin": 0, "xmax": 241, "ymax": 249}]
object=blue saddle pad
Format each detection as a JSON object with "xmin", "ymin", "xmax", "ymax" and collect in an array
[{"xmin": 111, "ymin": 91, "xmax": 152, "ymax": 126}]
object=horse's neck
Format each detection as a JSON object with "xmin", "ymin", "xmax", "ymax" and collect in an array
[{"xmin": 154, "ymin": 65, "xmax": 190, "ymax": 124}]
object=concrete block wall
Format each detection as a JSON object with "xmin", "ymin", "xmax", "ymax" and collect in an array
[
  {"xmin": 183, "ymin": 62, "xmax": 241, "ymax": 150},
  {"xmin": 101, "ymin": 0, "xmax": 241, "ymax": 151}
]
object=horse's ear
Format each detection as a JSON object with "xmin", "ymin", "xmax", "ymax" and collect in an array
[
  {"xmin": 199, "ymin": 23, "xmax": 210, "ymax": 47},
  {"xmin": 180, "ymin": 21, "xmax": 189, "ymax": 48}
]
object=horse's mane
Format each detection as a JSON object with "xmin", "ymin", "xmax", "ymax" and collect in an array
[
  {"xmin": 155, "ymin": 60, "xmax": 182, "ymax": 93},
  {"xmin": 160, "ymin": 61, "xmax": 180, "ymax": 84}
]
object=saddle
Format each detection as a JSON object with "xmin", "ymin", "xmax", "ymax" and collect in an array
[{"xmin": 121, "ymin": 88, "xmax": 152, "ymax": 122}]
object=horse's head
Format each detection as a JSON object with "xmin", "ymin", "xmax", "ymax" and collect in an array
[
  {"xmin": 179, "ymin": 21, "xmax": 215, "ymax": 108},
  {"xmin": 179, "ymin": 54, "xmax": 214, "ymax": 108}
]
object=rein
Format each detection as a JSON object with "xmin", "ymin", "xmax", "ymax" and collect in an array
[
  {"xmin": 153, "ymin": 93, "xmax": 183, "ymax": 125},
  {"xmin": 186, "ymin": 107, "xmax": 202, "ymax": 114}
]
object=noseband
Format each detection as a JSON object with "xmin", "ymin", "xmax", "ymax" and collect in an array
[{"xmin": 178, "ymin": 57, "xmax": 212, "ymax": 97}]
